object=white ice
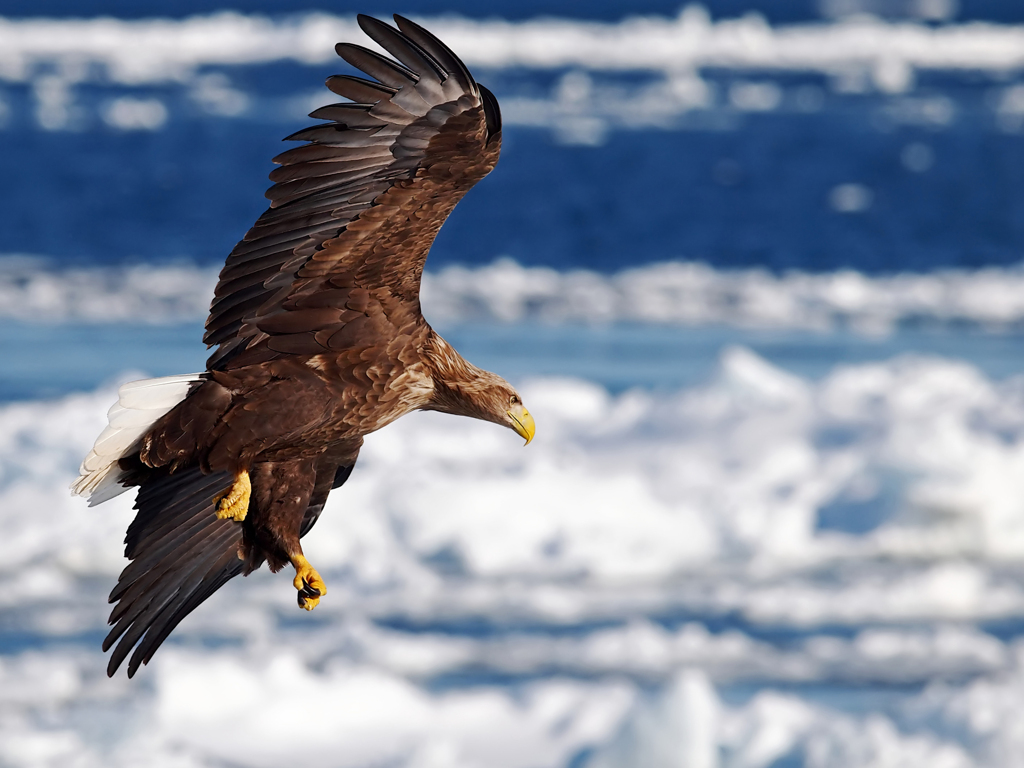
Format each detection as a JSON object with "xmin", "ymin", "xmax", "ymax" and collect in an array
[
  {"xmin": 6, "ymin": 9, "xmax": 1024, "ymax": 138},
  {"xmin": 11, "ymin": 256, "xmax": 1024, "ymax": 334},
  {"xmin": 1, "ymin": 9, "xmax": 1024, "ymax": 86},
  {"xmin": 3, "ymin": 349, "xmax": 1024, "ymax": 765}
]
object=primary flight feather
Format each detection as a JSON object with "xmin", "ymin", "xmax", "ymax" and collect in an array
[{"xmin": 71, "ymin": 14, "xmax": 535, "ymax": 678}]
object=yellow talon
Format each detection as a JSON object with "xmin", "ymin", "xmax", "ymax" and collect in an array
[
  {"xmin": 214, "ymin": 471, "xmax": 251, "ymax": 522},
  {"xmin": 291, "ymin": 554, "xmax": 327, "ymax": 611}
]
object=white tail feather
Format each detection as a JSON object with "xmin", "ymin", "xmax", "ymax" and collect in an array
[{"xmin": 71, "ymin": 373, "xmax": 204, "ymax": 504}]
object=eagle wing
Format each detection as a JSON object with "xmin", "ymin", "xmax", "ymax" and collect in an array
[
  {"xmin": 204, "ymin": 14, "xmax": 502, "ymax": 370},
  {"xmin": 103, "ymin": 451, "xmax": 359, "ymax": 677}
]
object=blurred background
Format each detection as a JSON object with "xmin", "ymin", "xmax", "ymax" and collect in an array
[{"xmin": 3, "ymin": 0, "xmax": 1024, "ymax": 766}]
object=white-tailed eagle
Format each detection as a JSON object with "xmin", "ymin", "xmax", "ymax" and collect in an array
[{"xmin": 71, "ymin": 14, "xmax": 534, "ymax": 677}]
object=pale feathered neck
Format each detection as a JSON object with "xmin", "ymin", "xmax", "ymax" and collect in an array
[{"xmin": 422, "ymin": 333, "xmax": 508, "ymax": 421}]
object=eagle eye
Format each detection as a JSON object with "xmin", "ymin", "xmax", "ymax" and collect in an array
[{"xmin": 510, "ymin": 395, "xmax": 520, "ymax": 406}]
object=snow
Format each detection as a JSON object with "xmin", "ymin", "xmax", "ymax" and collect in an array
[
  {"xmin": 11, "ymin": 256, "xmax": 1024, "ymax": 333},
  {"xmin": 3, "ymin": 349, "xmax": 1024, "ymax": 764},
  {"xmin": 2, "ymin": 10, "xmax": 1024, "ymax": 86}
]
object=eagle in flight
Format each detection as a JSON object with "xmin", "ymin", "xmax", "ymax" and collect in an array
[{"xmin": 71, "ymin": 14, "xmax": 534, "ymax": 678}]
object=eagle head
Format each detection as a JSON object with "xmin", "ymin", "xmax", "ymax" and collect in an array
[
  {"xmin": 463, "ymin": 376, "xmax": 535, "ymax": 445},
  {"xmin": 505, "ymin": 390, "xmax": 536, "ymax": 445},
  {"xmin": 426, "ymin": 356, "xmax": 536, "ymax": 445}
]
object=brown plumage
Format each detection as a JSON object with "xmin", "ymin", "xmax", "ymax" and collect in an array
[{"xmin": 72, "ymin": 14, "xmax": 535, "ymax": 678}]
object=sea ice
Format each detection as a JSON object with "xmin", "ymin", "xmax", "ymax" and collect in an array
[{"xmin": 2, "ymin": 349, "xmax": 1024, "ymax": 765}]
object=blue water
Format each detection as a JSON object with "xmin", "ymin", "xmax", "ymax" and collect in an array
[
  {"xmin": 4, "ymin": 6, "xmax": 1024, "ymax": 765},
  {"xmin": 2, "ymin": 51, "xmax": 1024, "ymax": 274},
  {"xmin": 6, "ymin": 0, "xmax": 1024, "ymax": 24},
  {"xmin": 4, "ymin": 16, "xmax": 1024, "ymax": 394},
  {"xmin": 5, "ymin": 320, "xmax": 1024, "ymax": 402},
  {"xmin": 4, "ymin": 84, "xmax": 1023, "ymax": 273}
]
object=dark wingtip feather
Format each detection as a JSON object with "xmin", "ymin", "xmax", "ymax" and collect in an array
[
  {"xmin": 307, "ymin": 103, "xmax": 385, "ymax": 129},
  {"xmin": 392, "ymin": 14, "xmax": 477, "ymax": 92},
  {"xmin": 356, "ymin": 14, "xmax": 446, "ymax": 82},
  {"xmin": 325, "ymin": 74, "xmax": 397, "ymax": 104},
  {"xmin": 336, "ymin": 42, "xmax": 420, "ymax": 89},
  {"xmin": 104, "ymin": 467, "xmax": 245, "ymax": 677},
  {"xmin": 479, "ymin": 84, "xmax": 502, "ymax": 137}
]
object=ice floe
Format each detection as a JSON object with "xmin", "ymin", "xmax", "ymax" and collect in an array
[
  {"xmin": 2, "ymin": 350, "xmax": 1024, "ymax": 764},
  {"xmin": 10, "ymin": 256, "xmax": 1024, "ymax": 333},
  {"xmin": 2, "ymin": 9, "xmax": 1024, "ymax": 86}
]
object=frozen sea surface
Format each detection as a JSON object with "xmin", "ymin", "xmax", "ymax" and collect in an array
[
  {"xmin": 5, "ymin": 342, "xmax": 1024, "ymax": 766},
  {"xmin": 8, "ymin": 259, "xmax": 1024, "ymax": 400},
  {"xmin": 3, "ymin": 207, "xmax": 1024, "ymax": 768},
  {"xmin": 4, "ymin": 4, "xmax": 1024, "ymax": 766}
]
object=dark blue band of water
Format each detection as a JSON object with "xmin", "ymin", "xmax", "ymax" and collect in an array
[
  {"xmin": 5, "ymin": 1, "xmax": 1024, "ymax": 24},
  {"xmin": 3, "ymin": 78, "xmax": 1023, "ymax": 274}
]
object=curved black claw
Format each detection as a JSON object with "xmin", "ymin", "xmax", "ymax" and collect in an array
[{"xmin": 297, "ymin": 580, "xmax": 322, "ymax": 608}]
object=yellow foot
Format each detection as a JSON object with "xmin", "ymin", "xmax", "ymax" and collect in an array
[
  {"xmin": 213, "ymin": 471, "xmax": 251, "ymax": 522},
  {"xmin": 291, "ymin": 554, "xmax": 327, "ymax": 611}
]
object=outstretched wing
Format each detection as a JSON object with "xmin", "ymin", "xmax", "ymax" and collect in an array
[
  {"xmin": 103, "ymin": 466, "xmax": 243, "ymax": 677},
  {"xmin": 104, "ymin": 452, "xmax": 358, "ymax": 677},
  {"xmin": 204, "ymin": 15, "xmax": 502, "ymax": 370}
]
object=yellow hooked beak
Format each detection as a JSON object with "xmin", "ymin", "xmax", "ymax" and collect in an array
[{"xmin": 508, "ymin": 403, "xmax": 536, "ymax": 445}]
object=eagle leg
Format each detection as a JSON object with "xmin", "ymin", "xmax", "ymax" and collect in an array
[
  {"xmin": 291, "ymin": 553, "xmax": 326, "ymax": 610},
  {"xmin": 213, "ymin": 470, "xmax": 251, "ymax": 522}
]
